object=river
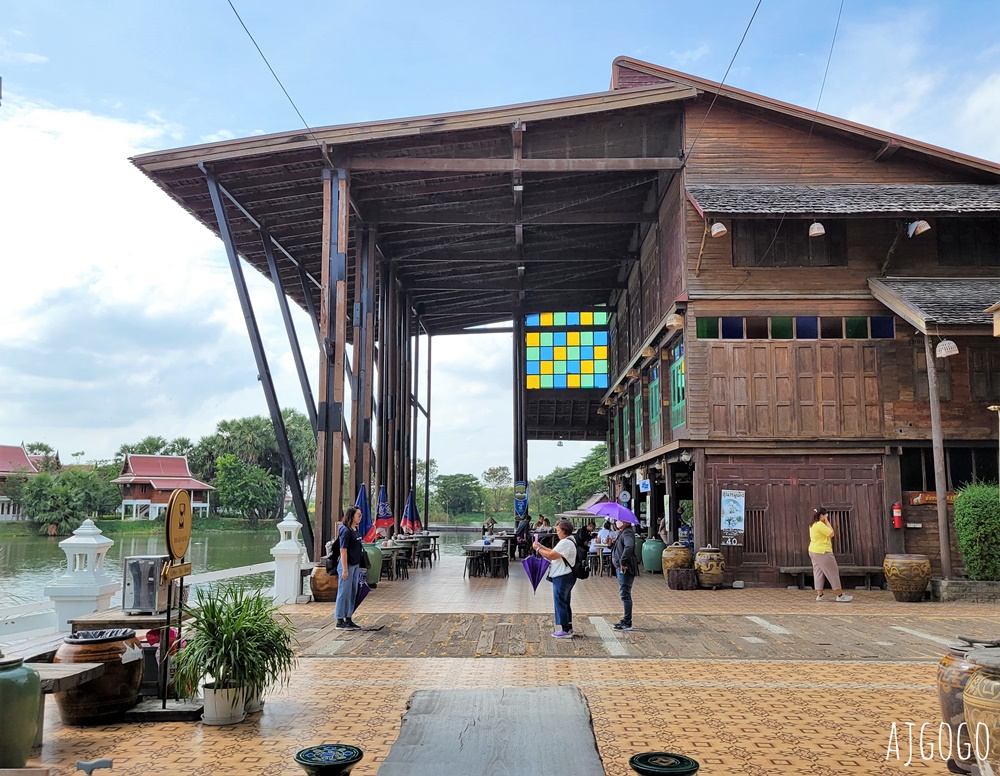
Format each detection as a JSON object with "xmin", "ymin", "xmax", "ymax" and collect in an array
[{"xmin": 0, "ymin": 528, "xmax": 480, "ymax": 605}]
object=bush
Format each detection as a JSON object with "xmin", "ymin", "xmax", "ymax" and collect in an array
[{"xmin": 954, "ymin": 482, "xmax": 1000, "ymax": 581}]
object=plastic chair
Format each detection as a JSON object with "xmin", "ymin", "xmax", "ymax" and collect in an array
[{"xmin": 395, "ymin": 552, "xmax": 410, "ymax": 580}]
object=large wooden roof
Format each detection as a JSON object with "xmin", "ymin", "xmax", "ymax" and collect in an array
[{"xmin": 131, "ymin": 83, "xmax": 695, "ymax": 337}]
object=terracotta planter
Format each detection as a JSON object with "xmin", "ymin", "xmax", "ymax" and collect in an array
[
  {"xmin": 54, "ymin": 628, "xmax": 142, "ymax": 725},
  {"xmin": 662, "ymin": 543, "xmax": 693, "ymax": 573},
  {"xmin": 694, "ymin": 546, "xmax": 725, "ymax": 589},
  {"xmin": 295, "ymin": 744, "xmax": 364, "ymax": 775},
  {"xmin": 883, "ymin": 553, "xmax": 931, "ymax": 602},
  {"xmin": 0, "ymin": 652, "xmax": 41, "ymax": 768},
  {"xmin": 311, "ymin": 566, "xmax": 340, "ymax": 602},
  {"xmin": 938, "ymin": 638, "xmax": 1000, "ymax": 773},
  {"xmin": 962, "ymin": 649, "xmax": 1000, "ymax": 773}
]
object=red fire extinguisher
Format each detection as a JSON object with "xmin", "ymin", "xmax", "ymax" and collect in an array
[{"xmin": 892, "ymin": 501, "xmax": 903, "ymax": 529}]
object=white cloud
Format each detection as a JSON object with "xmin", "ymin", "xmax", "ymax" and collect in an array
[
  {"xmin": 956, "ymin": 71, "xmax": 1000, "ymax": 162},
  {"xmin": 200, "ymin": 129, "xmax": 236, "ymax": 143},
  {"xmin": 670, "ymin": 44, "xmax": 710, "ymax": 67},
  {"xmin": 0, "ymin": 36, "xmax": 47, "ymax": 64}
]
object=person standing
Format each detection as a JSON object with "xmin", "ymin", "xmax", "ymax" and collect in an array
[
  {"xmin": 610, "ymin": 519, "xmax": 638, "ymax": 630},
  {"xmin": 809, "ymin": 507, "xmax": 852, "ymax": 603},
  {"xmin": 534, "ymin": 519, "xmax": 577, "ymax": 639},
  {"xmin": 335, "ymin": 505, "xmax": 365, "ymax": 630}
]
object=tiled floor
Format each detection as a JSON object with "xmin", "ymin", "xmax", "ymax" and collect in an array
[{"xmin": 28, "ymin": 555, "xmax": 1000, "ymax": 775}]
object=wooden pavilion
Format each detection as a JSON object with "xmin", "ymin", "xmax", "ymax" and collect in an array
[{"xmin": 132, "ymin": 57, "xmax": 1000, "ymax": 584}]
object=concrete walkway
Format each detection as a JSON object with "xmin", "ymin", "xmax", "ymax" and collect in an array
[{"xmin": 29, "ymin": 554, "xmax": 1000, "ymax": 775}]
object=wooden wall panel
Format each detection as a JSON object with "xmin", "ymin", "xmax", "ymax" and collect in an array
[
  {"xmin": 658, "ymin": 174, "xmax": 685, "ymax": 308},
  {"xmin": 683, "ymin": 102, "xmax": 969, "ymax": 185},
  {"xmin": 640, "ymin": 225, "xmax": 660, "ymax": 339},
  {"xmin": 703, "ymin": 340, "xmax": 884, "ymax": 440},
  {"xmin": 686, "ymin": 338, "xmax": 710, "ymax": 439}
]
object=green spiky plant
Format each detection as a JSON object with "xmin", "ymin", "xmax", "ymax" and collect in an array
[{"xmin": 172, "ymin": 582, "xmax": 297, "ymax": 704}]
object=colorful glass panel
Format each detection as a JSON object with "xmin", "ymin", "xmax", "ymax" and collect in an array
[{"xmin": 524, "ymin": 311, "xmax": 610, "ymax": 389}]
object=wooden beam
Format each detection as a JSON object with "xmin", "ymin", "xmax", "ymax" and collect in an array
[
  {"xmin": 374, "ymin": 210, "xmax": 656, "ymax": 225},
  {"xmin": 350, "ymin": 157, "xmax": 683, "ymax": 173}
]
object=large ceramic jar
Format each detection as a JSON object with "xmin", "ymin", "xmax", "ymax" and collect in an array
[
  {"xmin": 54, "ymin": 628, "xmax": 142, "ymax": 725},
  {"xmin": 962, "ymin": 649, "xmax": 1000, "ymax": 773},
  {"xmin": 311, "ymin": 565, "xmax": 340, "ymax": 602},
  {"xmin": 694, "ymin": 546, "xmax": 725, "ymax": 589},
  {"xmin": 362, "ymin": 543, "xmax": 383, "ymax": 588},
  {"xmin": 0, "ymin": 649, "xmax": 41, "ymax": 768},
  {"xmin": 883, "ymin": 553, "xmax": 931, "ymax": 602},
  {"xmin": 662, "ymin": 542, "xmax": 693, "ymax": 572},
  {"xmin": 642, "ymin": 539, "xmax": 666, "ymax": 573},
  {"xmin": 939, "ymin": 639, "xmax": 1000, "ymax": 773}
]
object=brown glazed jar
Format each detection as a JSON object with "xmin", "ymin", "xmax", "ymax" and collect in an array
[
  {"xmin": 694, "ymin": 546, "xmax": 725, "ymax": 589},
  {"xmin": 962, "ymin": 648, "xmax": 1000, "ymax": 773},
  {"xmin": 882, "ymin": 553, "xmax": 931, "ymax": 602},
  {"xmin": 662, "ymin": 542, "xmax": 693, "ymax": 572},
  {"xmin": 54, "ymin": 628, "xmax": 143, "ymax": 725},
  {"xmin": 938, "ymin": 638, "xmax": 1000, "ymax": 773}
]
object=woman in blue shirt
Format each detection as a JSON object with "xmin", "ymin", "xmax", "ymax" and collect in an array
[{"xmin": 335, "ymin": 506, "xmax": 365, "ymax": 630}]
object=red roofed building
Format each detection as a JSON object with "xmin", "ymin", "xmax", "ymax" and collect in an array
[
  {"xmin": 111, "ymin": 454, "xmax": 213, "ymax": 520},
  {"xmin": 0, "ymin": 444, "xmax": 39, "ymax": 520}
]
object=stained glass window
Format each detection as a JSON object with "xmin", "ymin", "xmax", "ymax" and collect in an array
[{"xmin": 525, "ymin": 311, "xmax": 610, "ymax": 390}]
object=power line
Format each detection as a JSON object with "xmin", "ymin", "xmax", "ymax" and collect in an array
[{"xmin": 224, "ymin": 0, "xmax": 333, "ymax": 167}]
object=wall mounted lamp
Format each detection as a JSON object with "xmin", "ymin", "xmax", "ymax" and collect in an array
[
  {"xmin": 641, "ymin": 346, "xmax": 656, "ymax": 358},
  {"xmin": 709, "ymin": 221, "xmax": 728, "ymax": 238},
  {"xmin": 597, "ymin": 406, "xmax": 607, "ymax": 415},
  {"xmin": 626, "ymin": 367, "xmax": 640, "ymax": 380},
  {"xmin": 679, "ymin": 450, "xmax": 693, "ymax": 463},
  {"xmin": 808, "ymin": 221, "xmax": 826, "ymax": 238},
  {"xmin": 908, "ymin": 219, "xmax": 931, "ymax": 238},
  {"xmin": 665, "ymin": 313, "xmax": 684, "ymax": 330}
]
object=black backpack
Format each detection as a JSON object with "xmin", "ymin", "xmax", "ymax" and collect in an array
[{"xmin": 571, "ymin": 536, "xmax": 590, "ymax": 580}]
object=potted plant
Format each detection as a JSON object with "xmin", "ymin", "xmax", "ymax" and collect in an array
[{"xmin": 172, "ymin": 582, "xmax": 297, "ymax": 725}]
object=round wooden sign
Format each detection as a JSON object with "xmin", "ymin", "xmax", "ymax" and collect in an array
[{"xmin": 165, "ymin": 489, "xmax": 192, "ymax": 561}]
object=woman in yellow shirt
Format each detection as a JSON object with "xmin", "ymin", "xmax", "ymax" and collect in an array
[{"xmin": 808, "ymin": 508, "xmax": 852, "ymax": 603}]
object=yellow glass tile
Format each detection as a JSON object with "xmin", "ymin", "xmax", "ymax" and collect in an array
[
  {"xmin": 526, "ymin": 332, "xmax": 540, "ymax": 347},
  {"xmin": 594, "ymin": 346, "xmax": 607, "ymax": 359},
  {"xmin": 567, "ymin": 374, "xmax": 581, "ymax": 388},
  {"xmin": 580, "ymin": 312, "xmax": 593, "ymax": 325},
  {"xmin": 567, "ymin": 331, "xmax": 580, "ymax": 346},
  {"xmin": 541, "ymin": 361, "xmax": 553, "ymax": 374},
  {"xmin": 526, "ymin": 375, "xmax": 540, "ymax": 389},
  {"xmin": 581, "ymin": 360, "xmax": 594, "ymax": 374},
  {"xmin": 540, "ymin": 313, "xmax": 553, "ymax": 326},
  {"xmin": 553, "ymin": 347, "xmax": 566, "ymax": 360}
]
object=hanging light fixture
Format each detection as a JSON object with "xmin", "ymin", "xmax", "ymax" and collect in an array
[
  {"xmin": 641, "ymin": 345, "xmax": 656, "ymax": 358},
  {"xmin": 665, "ymin": 313, "xmax": 684, "ymax": 330},
  {"xmin": 809, "ymin": 221, "xmax": 826, "ymax": 238},
  {"xmin": 908, "ymin": 219, "xmax": 931, "ymax": 238},
  {"xmin": 627, "ymin": 367, "xmax": 640, "ymax": 380},
  {"xmin": 936, "ymin": 338, "xmax": 959, "ymax": 358},
  {"xmin": 710, "ymin": 221, "xmax": 728, "ymax": 238},
  {"xmin": 556, "ymin": 438, "xmax": 564, "ymax": 447}
]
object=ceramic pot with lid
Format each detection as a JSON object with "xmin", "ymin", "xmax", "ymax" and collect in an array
[{"xmin": 937, "ymin": 636, "xmax": 1000, "ymax": 773}]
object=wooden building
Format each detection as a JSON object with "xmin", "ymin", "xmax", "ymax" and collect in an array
[
  {"xmin": 111, "ymin": 454, "xmax": 212, "ymax": 520},
  {"xmin": 130, "ymin": 57, "xmax": 1000, "ymax": 583},
  {"xmin": 0, "ymin": 444, "xmax": 39, "ymax": 520},
  {"xmin": 603, "ymin": 59, "xmax": 1000, "ymax": 583}
]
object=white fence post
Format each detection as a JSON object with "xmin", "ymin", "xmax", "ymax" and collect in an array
[
  {"xmin": 271, "ymin": 513, "xmax": 304, "ymax": 605},
  {"xmin": 44, "ymin": 519, "xmax": 118, "ymax": 631}
]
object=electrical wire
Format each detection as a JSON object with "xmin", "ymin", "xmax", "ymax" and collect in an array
[{"xmin": 224, "ymin": 0, "xmax": 334, "ymax": 168}]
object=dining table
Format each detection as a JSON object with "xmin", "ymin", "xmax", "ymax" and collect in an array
[{"xmin": 462, "ymin": 542, "xmax": 508, "ymax": 578}]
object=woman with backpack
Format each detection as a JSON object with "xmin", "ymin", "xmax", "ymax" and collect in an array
[
  {"xmin": 334, "ymin": 505, "xmax": 365, "ymax": 630},
  {"xmin": 533, "ymin": 519, "xmax": 577, "ymax": 639}
]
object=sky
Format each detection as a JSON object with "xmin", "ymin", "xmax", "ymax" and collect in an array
[{"xmin": 2, "ymin": 1, "xmax": 1000, "ymax": 478}]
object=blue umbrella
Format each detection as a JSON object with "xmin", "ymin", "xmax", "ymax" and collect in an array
[
  {"xmin": 401, "ymin": 489, "xmax": 423, "ymax": 534},
  {"xmin": 356, "ymin": 485, "xmax": 374, "ymax": 542},
  {"xmin": 587, "ymin": 501, "xmax": 639, "ymax": 525},
  {"xmin": 374, "ymin": 485, "xmax": 394, "ymax": 533}
]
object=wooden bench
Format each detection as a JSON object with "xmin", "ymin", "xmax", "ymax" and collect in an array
[
  {"xmin": 27, "ymin": 662, "xmax": 106, "ymax": 749},
  {"xmin": 779, "ymin": 565, "xmax": 883, "ymax": 591}
]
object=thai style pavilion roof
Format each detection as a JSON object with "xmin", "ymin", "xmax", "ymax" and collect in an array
[
  {"xmin": 868, "ymin": 277, "xmax": 1000, "ymax": 335},
  {"xmin": 111, "ymin": 454, "xmax": 213, "ymax": 490},
  {"xmin": 0, "ymin": 445, "xmax": 37, "ymax": 475},
  {"xmin": 687, "ymin": 184, "xmax": 1000, "ymax": 217}
]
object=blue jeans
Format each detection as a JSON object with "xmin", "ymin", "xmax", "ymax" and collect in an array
[
  {"xmin": 617, "ymin": 570, "xmax": 634, "ymax": 623},
  {"xmin": 551, "ymin": 573, "xmax": 575, "ymax": 631},
  {"xmin": 334, "ymin": 561, "xmax": 360, "ymax": 619}
]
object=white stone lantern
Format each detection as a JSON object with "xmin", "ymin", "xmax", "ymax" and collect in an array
[
  {"xmin": 271, "ymin": 513, "xmax": 305, "ymax": 605},
  {"xmin": 44, "ymin": 519, "xmax": 119, "ymax": 630}
]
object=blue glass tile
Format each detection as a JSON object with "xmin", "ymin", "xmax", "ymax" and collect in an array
[
  {"xmin": 526, "ymin": 362, "xmax": 540, "ymax": 375},
  {"xmin": 796, "ymin": 317, "xmax": 818, "ymax": 339},
  {"xmin": 581, "ymin": 346, "xmax": 594, "ymax": 360},
  {"xmin": 594, "ymin": 331, "xmax": 608, "ymax": 345},
  {"xmin": 595, "ymin": 374, "xmax": 609, "ymax": 389},
  {"xmin": 540, "ymin": 346, "xmax": 553, "ymax": 360},
  {"xmin": 567, "ymin": 312, "xmax": 580, "ymax": 325},
  {"xmin": 554, "ymin": 375, "xmax": 567, "ymax": 389},
  {"xmin": 554, "ymin": 331, "xmax": 567, "ymax": 346},
  {"xmin": 526, "ymin": 313, "xmax": 540, "ymax": 327},
  {"xmin": 870, "ymin": 316, "xmax": 894, "ymax": 339},
  {"xmin": 568, "ymin": 360, "xmax": 580, "ymax": 374}
]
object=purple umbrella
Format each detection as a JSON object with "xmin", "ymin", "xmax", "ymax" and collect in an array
[
  {"xmin": 587, "ymin": 501, "xmax": 639, "ymax": 525},
  {"xmin": 522, "ymin": 554, "xmax": 550, "ymax": 593},
  {"xmin": 354, "ymin": 567, "xmax": 371, "ymax": 608}
]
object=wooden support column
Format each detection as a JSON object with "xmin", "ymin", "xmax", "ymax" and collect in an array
[
  {"xmin": 385, "ymin": 264, "xmax": 399, "ymax": 530},
  {"xmin": 400, "ymin": 300, "xmax": 413, "ymax": 504},
  {"xmin": 424, "ymin": 330, "xmax": 432, "ymax": 522},
  {"xmin": 512, "ymin": 312, "xmax": 525, "ymax": 485},
  {"xmin": 411, "ymin": 314, "xmax": 421, "ymax": 493},
  {"xmin": 692, "ymin": 448, "xmax": 708, "ymax": 549},
  {"xmin": 314, "ymin": 168, "xmax": 349, "ymax": 560},
  {"xmin": 360, "ymin": 226, "xmax": 377, "ymax": 494},
  {"xmin": 375, "ymin": 257, "xmax": 389, "ymax": 499},
  {"xmin": 923, "ymin": 335, "xmax": 953, "ymax": 579}
]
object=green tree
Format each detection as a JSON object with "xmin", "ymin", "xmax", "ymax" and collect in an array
[
  {"xmin": 115, "ymin": 435, "xmax": 169, "ymax": 466},
  {"xmin": 163, "ymin": 437, "xmax": 194, "ymax": 457},
  {"xmin": 0, "ymin": 469, "xmax": 30, "ymax": 510},
  {"xmin": 415, "ymin": 458, "xmax": 438, "ymax": 512},
  {"xmin": 214, "ymin": 454, "xmax": 281, "ymax": 525},
  {"xmin": 481, "ymin": 465, "xmax": 513, "ymax": 513},
  {"xmin": 433, "ymin": 473, "xmax": 484, "ymax": 515},
  {"xmin": 25, "ymin": 442, "xmax": 61, "ymax": 472},
  {"xmin": 19, "ymin": 468, "xmax": 118, "ymax": 534}
]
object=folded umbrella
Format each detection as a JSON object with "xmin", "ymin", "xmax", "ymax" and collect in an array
[
  {"xmin": 354, "ymin": 566, "xmax": 372, "ymax": 608},
  {"xmin": 522, "ymin": 553, "xmax": 550, "ymax": 594},
  {"xmin": 357, "ymin": 486, "xmax": 375, "ymax": 543},
  {"xmin": 587, "ymin": 501, "xmax": 639, "ymax": 525}
]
